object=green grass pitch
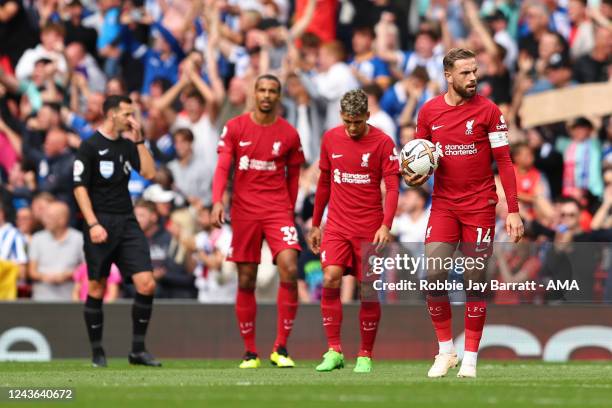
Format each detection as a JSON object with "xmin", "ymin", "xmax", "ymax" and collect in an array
[{"xmin": 1, "ymin": 360, "xmax": 611, "ymax": 407}]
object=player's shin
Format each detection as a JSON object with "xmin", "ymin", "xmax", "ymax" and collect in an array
[
  {"xmin": 132, "ymin": 292, "xmax": 154, "ymax": 353},
  {"xmin": 84, "ymin": 295, "xmax": 104, "ymax": 357},
  {"xmin": 358, "ymin": 301, "xmax": 381, "ymax": 358},
  {"xmin": 321, "ymin": 287, "xmax": 342, "ymax": 352},
  {"xmin": 274, "ymin": 281, "xmax": 298, "ymax": 350},
  {"xmin": 426, "ymin": 291, "xmax": 454, "ymax": 354},
  {"xmin": 236, "ymin": 287, "xmax": 257, "ymax": 353},
  {"xmin": 463, "ymin": 291, "xmax": 487, "ymax": 367}
]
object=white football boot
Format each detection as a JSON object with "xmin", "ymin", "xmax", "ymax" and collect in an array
[{"xmin": 427, "ymin": 353, "xmax": 459, "ymax": 378}]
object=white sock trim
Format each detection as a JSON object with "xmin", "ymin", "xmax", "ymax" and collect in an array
[
  {"xmin": 462, "ymin": 351, "xmax": 478, "ymax": 366},
  {"xmin": 438, "ymin": 339, "xmax": 455, "ymax": 354}
]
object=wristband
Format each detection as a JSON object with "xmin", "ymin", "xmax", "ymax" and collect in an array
[
  {"xmin": 135, "ymin": 140, "xmax": 145, "ymax": 145},
  {"xmin": 88, "ymin": 222, "xmax": 100, "ymax": 229}
]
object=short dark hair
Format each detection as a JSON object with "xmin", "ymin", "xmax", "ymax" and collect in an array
[
  {"xmin": 353, "ymin": 25, "xmax": 375, "ymax": 39},
  {"xmin": 135, "ymin": 199, "xmax": 157, "ymax": 213},
  {"xmin": 443, "ymin": 48, "xmax": 476, "ymax": 71},
  {"xmin": 510, "ymin": 141, "xmax": 530, "ymax": 159},
  {"xmin": 103, "ymin": 95, "xmax": 131, "ymax": 115},
  {"xmin": 410, "ymin": 66, "xmax": 430, "ymax": 84},
  {"xmin": 557, "ymin": 196, "xmax": 581, "ymax": 208},
  {"xmin": 255, "ymin": 74, "xmax": 282, "ymax": 93},
  {"xmin": 185, "ymin": 89, "xmax": 205, "ymax": 105},
  {"xmin": 362, "ymin": 84, "xmax": 383, "ymax": 103},
  {"xmin": 173, "ymin": 128, "xmax": 194, "ymax": 143}
]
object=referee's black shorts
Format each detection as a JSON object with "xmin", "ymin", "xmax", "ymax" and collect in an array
[{"xmin": 84, "ymin": 212, "xmax": 153, "ymax": 281}]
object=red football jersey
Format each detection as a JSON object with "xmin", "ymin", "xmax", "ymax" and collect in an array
[
  {"xmin": 218, "ymin": 114, "xmax": 305, "ymax": 220},
  {"xmin": 320, "ymin": 125, "xmax": 400, "ymax": 236},
  {"xmin": 415, "ymin": 94, "xmax": 509, "ymax": 211}
]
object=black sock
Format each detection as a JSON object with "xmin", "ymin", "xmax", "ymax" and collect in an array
[
  {"xmin": 132, "ymin": 292, "xmax": 154, "ymax": 353},
  {"xmin": 84, "ymin": 295, "xmax": 104, "ymax": 356}
]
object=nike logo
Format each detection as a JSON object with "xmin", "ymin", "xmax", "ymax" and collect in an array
[
  {"xmin": 138, "ymin": 319, "xmax": 149, "ymax": 323},
  {"xmin": 467, "ymin": 314, "xmax": 484, "ymax": 318},
  {"xmin": 474, "ymin": 246, "xmax": 490, "ymax": 253},
  {"xmin": 363, "ymin": 327, "xmax": 377, "ymax": 331},
  {"xmin": 431, "ymin": 125, "xmax": 444, "ymax": 131},
  {"xmin": 283, "ymin": 326, "xmax": 293, "ymax": 330},
  {"xmin": 240, "ymin": 328, "xmax": 253, "ymax": 334},
  {"xmin": 429, "ymin": 312, "xmax": 443, "ymax": 317},
  {"xmin": 331, "ymin": 154, "xmax": 343, "ymax": 159},
  {"xmin": 98, "ymin": 149, "xmax": 109, "ymax": 155},
  {"xmin": 91, "ymin": 324, "xmax": 102, "ymax": 329},
  {"xmin": 239, "ymin": 141, "xmax": 252, "ymax": 147},
  {"xmin": 322, "ymin": 323, "xmax": 333, "ymax": 326}
]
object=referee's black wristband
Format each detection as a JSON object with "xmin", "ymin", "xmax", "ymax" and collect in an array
[
  {"xmin": 135, "ymin": 140, "xmax": 145, "ymax": 145},
  {"xmin": 88, "ymin": 222, "xmax": 100, "ymax": 229}
]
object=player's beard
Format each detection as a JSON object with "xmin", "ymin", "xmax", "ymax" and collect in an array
[{"xmin": 454, "ymin": 82, "xmax": 477, "ymax": 99}]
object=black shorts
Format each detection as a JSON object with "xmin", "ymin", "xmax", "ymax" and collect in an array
[{"xmin": 84, "ymin": 212, "xmax": 153, "ymax": 281}]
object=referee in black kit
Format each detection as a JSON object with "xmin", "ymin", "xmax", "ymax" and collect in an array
[{"xmin": 73, "ymin": 95, "xmax": 160, "ymax": 367}]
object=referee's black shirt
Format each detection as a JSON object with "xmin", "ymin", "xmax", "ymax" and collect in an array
[{"xmin": 73, "ymin": 131, "xmax": 141, "ymax": 214}]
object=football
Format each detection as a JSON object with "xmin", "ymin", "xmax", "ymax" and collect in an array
[{"xmin": 400, "ymin": 139, "xmax": 441, "ymax": 176}]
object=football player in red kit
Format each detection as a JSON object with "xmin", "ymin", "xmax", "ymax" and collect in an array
[
  {"xmin": 404, "ymin": 48, "xmax": 523, "ymax": 378},
  {"xmin": 212, "ymin": 75, "xmax": 305, "ymax": 368},
  {"xmin": 309, "ymin": 89, "xmax": 400, "ymax": 373}
]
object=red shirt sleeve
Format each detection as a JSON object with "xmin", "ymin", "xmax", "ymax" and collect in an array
[
  {"xmin": 415, "ymin": 106, "xmax": 431, "ymax": 141},
  {"xmin": 487, "ymin": 105, "xmax": 519, "ymax": 213},
  {"xmin": 288, "ymin": 128, "xmax": 306, "ymax": 167},
  {"xmin": 212, "ymin": 122, "xmax": 236, "ymax": 204},
  {"xmin": 382, "ymin": 137, "xmax": 401, "ymax": 176},
  {"xmin": 312, "ymin": 169, "xmax": 330, "ymax": 228},
  {"xmin": 319, "ymin": 132, "xmax": 331, "ymax": 171}
]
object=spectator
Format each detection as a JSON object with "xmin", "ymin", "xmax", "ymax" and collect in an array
[
  {"xmin": 283, "ymin": 73, "xmax": 323, "ymax": 164},
  {"xmin": 527, "ymin": 127, "xmax": 564, "ymax": 200},
  {"xmin": 0, "ymin": 203, "xmax": 28, "ymax": 281},
  {"xmin": 567, "ymin": 0, "xmax": 595, "ymax": 59},
  {"xmin": 558, "ymin": 117, "xmax": 604, "ymax": 199},
  {"xmin": 64, "ymin": 42, "xmax": 106, "ymax": 93},
  {"xmin": 519, "ymin": 2, "xmax": 551, "ymax": 60},
  {"xmin": 134, "ymin": 199, "xmax": 195, "ymax": 299},
  {"xmin": 349, "ymin": 25, "xmax": 391, "ymax": 89},
  {"xmin": 0, "ymin": 0, "xmax": 38, "ymax": 69},
  {"xmin": 189, "ymin": 205, "xmax": 236, "ymax": 303},
  {"xmin": 381, "ymin": 66, "xmax": 432, "ymax": 128},
  {"xmin": 486, "ymin": 9, "xmax": 518, "ymax": 70},
  {"xmin": 15, "ymin": 22, "xmax": 67, "ymax": 82},
  {"xmin": 28, "ymin": 201, "xmax": 83, "ymax": 301},
  {"xmin": 299, "ymin": 40, "xmax": 359, "ymax": 130},
  {"xmin": 72, "ymin": 262, "xmax": 121, "ymax": 301},
  {"xmin": 62, "ymin": 0, "xmax": 99, "ymax": 60},
  {"xmin": 122, "ymin": 18, "xmax": 185, "ymax": 95},
  {"xmin": 167, "ymin": 128, "xmax": 213, "ymax": 207},
  {"xmin": 363, "ymin": 83, "xmax": 396, "ymax": 139},
  {"xmin": 0, "ymin": 259, "xmax": 19, "ymax": 300},
  {"xmin": 391, "ymin": 188, "xmax": 430, "ymax": 243},
  {"xmin": 512, "ymin": 141, "xmax": 554, "ymax": 222},
  {"xmin": 15, "ymin": 206, "xmax": 35, "ymax": 245},
  {"xmin": 591, "ymin": 168, "xmax": 612, "ymax": 230},
  {"xmin": 573, "ymin": 26, "xmax": 612, "ymax": 83},
  {"xmin": 65, "ymin": 92, "xmax": 105, "ymax": 141}
]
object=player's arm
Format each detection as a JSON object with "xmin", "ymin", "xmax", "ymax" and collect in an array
[
  {"xmin": 488, "ymin": 109, "xmax": 523, "ymax": 242},
  {"xmin": 375, "ymin": 143, "xmax": 401, "ymax": 250},
  {"xmin": 309, "ymin": 169, "xmax": 330, "ymax": 255},
  {"xmin": 287, "ymin": 132, "xmax": 306, "ymax": 212},
  {"xmin": 211, "ymin": 126, "xmax": 234, "ymax": 228},
  {"xmin": 309, "ymin": 137, "xmax": 331, "ymax": 254},
  {"xmin": 403, "ymin": 108, "xmax": 433, "ymax": 187},
  {"xmin": 73, "ymin": 144, "xmax": 108, "ymax": 243},
  {"xmin": 126, "ymin": 116, "xmax": 156, "ymax": 180}
]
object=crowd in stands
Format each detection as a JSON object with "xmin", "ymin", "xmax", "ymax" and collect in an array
[{"xmin": 0, "ymin": 0, "xmax": 610, "ymax": 303}]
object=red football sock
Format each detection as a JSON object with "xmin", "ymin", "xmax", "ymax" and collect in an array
[
  {"xmin": 274, "ymin": 282, "xmax": 298, "ymax": 350},
  {"xmin": 426, "ymin": 294, "xmax": 453, "ymax": 342},
  {"xmin": 236, "ymin": 287, "xmax": 257, "ymax": 353},
  {"xmin": 464, "ymin": 300, "xmax": 487, "ymax": 352},
  {"xmin": 321, "ymin": 287, "xmax": 342, "ymax": 352},
  {"xmin": 358, "ymin": 301, "xmax": 381, "ymax": 358}
]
